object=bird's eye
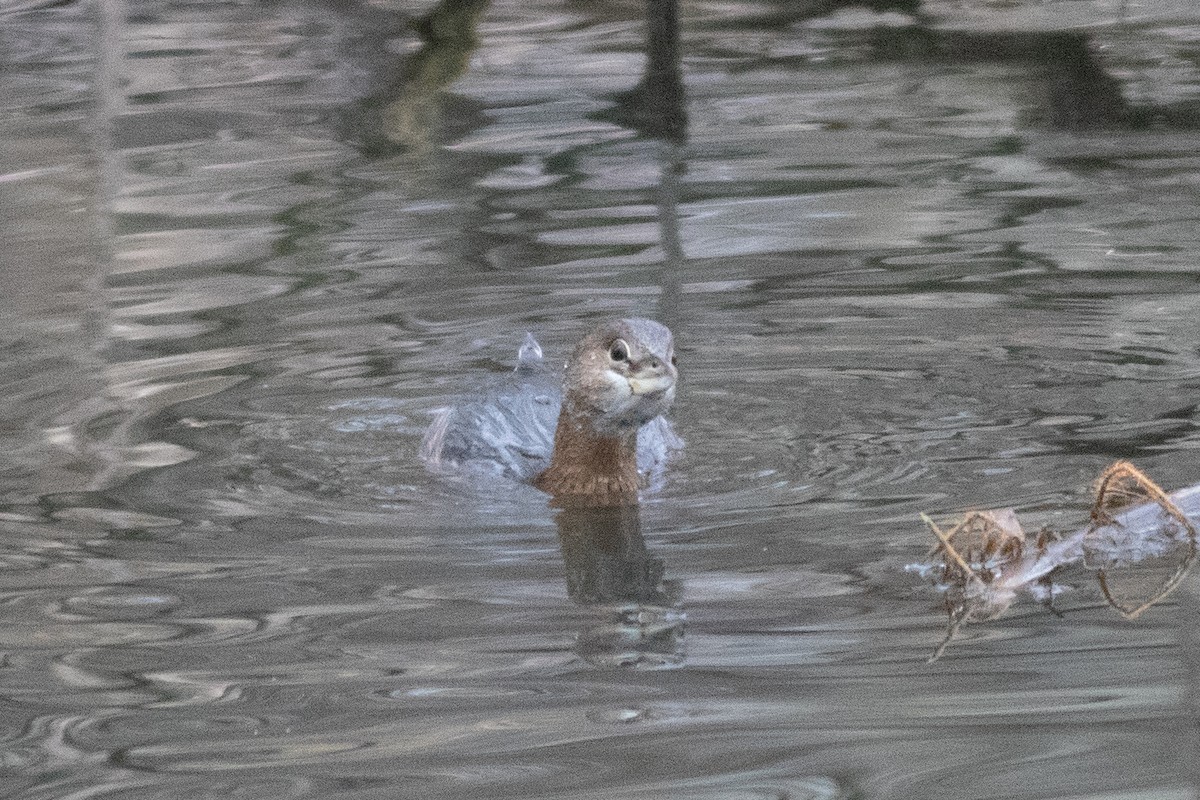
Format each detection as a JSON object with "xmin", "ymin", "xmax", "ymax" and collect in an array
[
  {"xmin": 670, "ymin": 353, "xmax": 677, "ymax": 367},
  {"xmin": 609, "ymin": 339, "xmax": 629, "ymax": 362}
]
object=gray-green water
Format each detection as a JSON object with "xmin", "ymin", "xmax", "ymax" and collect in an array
[{"xmin": 5, "ymin": 0, "xmax": 1200, "ymax": 797}]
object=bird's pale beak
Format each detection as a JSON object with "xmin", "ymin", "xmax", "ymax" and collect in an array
[{"xmin": 627, "ymin": 374, "xmax": 674, "ymax": 396}]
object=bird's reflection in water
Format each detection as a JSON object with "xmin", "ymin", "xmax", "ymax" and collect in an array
[
  {"xmin": 554, "ymin": 504, "xmax": 685, "ymax": 668},
  {"xmin": 548, "ymin": 0, "xmax": 686, "ymax": 671}
]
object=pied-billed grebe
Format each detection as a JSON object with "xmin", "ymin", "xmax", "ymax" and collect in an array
[{"xmin": 421, "ymin": 318, "xmax": 681, "ymax": 503}]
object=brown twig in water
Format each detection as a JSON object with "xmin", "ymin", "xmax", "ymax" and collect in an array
[
  {"xmin": 918, "ymin": 461, "xmax": 1199, "ymax": 660},
  {"xmin": 1090, "ymin": 461, "xmax": 1197, "ymax": 619},
  {"xmin": 928, "ymin": 615, "xmax": 965, "ymax": 664},
  {"xmin": 920, "ymin": 509, "xmax": 1028, "ymax": 660}
]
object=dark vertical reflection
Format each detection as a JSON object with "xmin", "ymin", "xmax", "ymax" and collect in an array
[
  {"xmin": 555, "ymin": 505, "xmax": 685, "ymax": 668},
  {"xmin": 1, "ymin": 0, "xmax": 138, "ymax": 503},
  {"xmin": 601, "ymin": 0, "xmax": 689, "ymax": 328},
  {"xmin": 609, "ymin": 0, "xmax": 687, "ymax": 145},
  {"xmin": 654, "ymin": 147, "xmax": 685, "ymax": 329},
  {"xmin": 92, "ymin": 0, "xmax": 121, "ymax": 351}
]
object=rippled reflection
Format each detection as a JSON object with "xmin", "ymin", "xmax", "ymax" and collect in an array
[
  {"xmin": 556, "ymin": 505, "xmax": 685, "ymax": 668},
  {"xmin": 5, "ymin": 0, "xmax": 1200, "ymax": 798}
]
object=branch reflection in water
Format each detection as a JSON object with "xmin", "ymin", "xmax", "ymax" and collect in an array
[
  {"xmin": 380, "ymin": 0, "xmax": 489, "ymax": 152},
  {"xmin": 554, "ymin": 503, "xmax": 685, "ymax": 669}
]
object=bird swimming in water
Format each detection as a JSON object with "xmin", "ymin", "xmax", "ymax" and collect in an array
[{"xmin": 421, "ymin": 318, "xmax": 681, "ymax": 504}]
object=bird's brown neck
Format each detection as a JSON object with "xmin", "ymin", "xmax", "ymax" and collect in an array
[{"xmin": 534, "ymin": 404, "xmax": 640, "ymax": 505}]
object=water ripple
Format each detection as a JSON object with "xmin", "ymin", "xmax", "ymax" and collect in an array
[{"xmin": 5, "ymin": 2, "xmax": 1200, "ymax": 799}]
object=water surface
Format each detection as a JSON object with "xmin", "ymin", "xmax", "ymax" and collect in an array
[{"xmin": 4, "ymin": 0, "xmax": 1200, "ymax": 797}]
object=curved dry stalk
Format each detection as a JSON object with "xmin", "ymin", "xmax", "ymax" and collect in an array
[
  {"xmin": 1090, "ymin": 461, "xmax": 1198, "ymax": 620},
  {"xmin": 1092, "ymin": 461, "xmax": 1189, "ymax": 526},
  {"xmin": 1097, "ymin": 554, "xmax": 1195, "ymax": 620}
]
